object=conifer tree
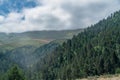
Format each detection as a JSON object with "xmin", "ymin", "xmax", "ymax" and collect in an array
[{"xmin": 7, "ymin": 65, "xmax": 25, "ymax": 80}]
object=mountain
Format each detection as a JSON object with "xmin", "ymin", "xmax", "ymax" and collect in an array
[
  {"xmin": 1, "ymin": 10, "xmax": 120, "ymax": 80},
  {"xmin": 34, "ymin": 11, "xmax": 120, "ymax": 80},
  {"xmin": 0, "ymin": 29, "xmax": 83, "ymax": 79},
  {"xmin": 8, "ymin": 41, "xmax": 59, "ymax": 69},
  {"xmin": 0, "ymin": 29, "xmax": 83, "ymax": 50}
]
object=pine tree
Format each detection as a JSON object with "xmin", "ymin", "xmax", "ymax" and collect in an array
[{"xmin": 7, "ymin": 65, "xmax": 25, "ymax": 80}]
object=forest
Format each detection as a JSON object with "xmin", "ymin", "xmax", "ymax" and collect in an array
[
  {"xmin": 35, "ymin": 11, "xmax": 120, "ymax": 80},
  {"xmin": 0, "ymin": 10, "xmax": 120, "ymax": 80}
]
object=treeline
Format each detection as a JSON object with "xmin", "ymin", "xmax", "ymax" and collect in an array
[{"xmin": 34, "ymin": 11, "xmax": 120, "ymax": 80}]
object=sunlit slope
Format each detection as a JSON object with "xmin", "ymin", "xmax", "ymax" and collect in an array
[{"xmin": 0, "ymin": 29, "xmax": 83, "ymax": 50}]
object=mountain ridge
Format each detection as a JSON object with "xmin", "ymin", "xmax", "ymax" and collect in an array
[{"xmin": 0, "ymin": 29, "xmax": 83, "ymax": 50}]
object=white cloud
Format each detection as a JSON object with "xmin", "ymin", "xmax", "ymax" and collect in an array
[
  {"xmin": 0, "ymin": 16, "xmax": 4, "ymax": 22},
  {"xmin": 0, "ymin": 0, "xmax": 120, "ymax": 33}
]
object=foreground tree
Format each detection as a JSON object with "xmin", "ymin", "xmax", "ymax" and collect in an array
[{"xmin": 7, "ymin": 65, "xmax": 25, "ymax": 80}]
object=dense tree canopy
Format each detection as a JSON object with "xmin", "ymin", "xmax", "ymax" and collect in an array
[
  {"xmin": 35, "ymin": 10, "xmax": 120, "ymax": 80},
  {"xmin": 7, "ymin": 65, "xmax": 25, "ymax": 80}
]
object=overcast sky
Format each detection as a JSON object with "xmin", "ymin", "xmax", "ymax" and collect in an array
[{"xmin": 0, "ymin": 0, "xmax": 120, "ymax": 33}]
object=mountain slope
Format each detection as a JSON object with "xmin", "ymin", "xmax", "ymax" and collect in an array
[
  {"xmin": 35, "ymin": 11, "xmax": 120, "ymax": 80},
  {"xmin": 0, "ymin": 42, "xmax": 61, "ymax": 80},
  {"xmin": 0, "ymin": 29, "xmax": 83, "ymax": 79},
  {"xmin": 0, "ymin": 29, "xmax": 83, "ymax": 50}
]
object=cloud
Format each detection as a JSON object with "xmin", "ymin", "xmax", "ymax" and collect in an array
[{"xmin": 0, "ymin": 0, "xmax": 120, "ymax": 33}]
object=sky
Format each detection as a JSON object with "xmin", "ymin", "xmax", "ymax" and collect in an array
[{"xmin": 0, "ymin": 0, "xmax": 120, "ymax": 33}]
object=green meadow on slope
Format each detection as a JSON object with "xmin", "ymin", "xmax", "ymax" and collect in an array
[{"xmin": 0, "ymin": 29, "xmax": 83, "ymax": 50}]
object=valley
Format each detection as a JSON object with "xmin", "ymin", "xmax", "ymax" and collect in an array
[{"xmin": 0, "ymin": 29, "xmax": 83, "ymax": 80}]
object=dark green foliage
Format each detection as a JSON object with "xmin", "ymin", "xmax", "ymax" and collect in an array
[
  {"xmin": 0, "ymin": 51, "xmax": 14, "ymax": 77},
  {"xmin": 7, "ymin": 65, "xmax": 25, "ymax": 80},
  {"xmin": 0, "ymin": 42, "xmax": 60, "ymax": 80},
  {"xmin": 115, "ymin": 68, "xmax": 120, "ymax": 74},
  {"xmin": 36, "ymin": 11, "xmax": 120, "ymax": 79}
]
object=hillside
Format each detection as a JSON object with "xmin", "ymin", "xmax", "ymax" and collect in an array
[
  {"xmin": 34, "ymin": 11, "xmax": 120, "ymax": 80},
  {"xmin": 0, "ymin": 29, "xmax": 83, "ymax": 79},
  {"xmin": 0, "ymin": 29, "xmax": 83, "ymax": 50},
  {"xmin": 0, "ymin": 41, "xmax": 60, "ymax": 79}
]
